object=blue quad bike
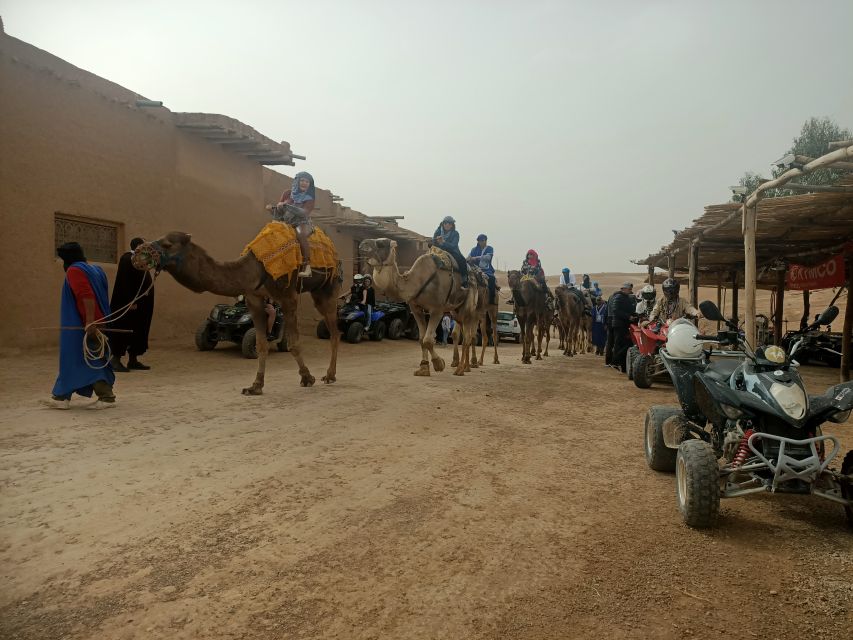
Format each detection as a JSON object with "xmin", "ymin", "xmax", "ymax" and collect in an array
[{"xmin": 316, "ymin": 301, "xmax": 413, "ymax": 344}]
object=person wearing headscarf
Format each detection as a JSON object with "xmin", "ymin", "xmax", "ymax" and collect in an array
[
  {"xmin": 581, "ymin": 274, "xmax": 591, "ymax": 290},
  {"xmin": 108, "ymin": 237, "xmax": 154, "ymax": 372},
  {"xmin": 50, "ymin": 242, "xmax": 116, "ymax": 409},
  {"xmin": 433, "ymin": 215, "xmax": 468, "ymax": 289},
  {"xmin": 558, "ymin": 267, "xmax": 575, "ymax": 287},
  {"xmin": 275, "ymin": 171, "xmax": 316, "ymax": 278},
  {"xmin": 467, "ymin": 233, "xmax": 495, "ymax": 303},
  {"xmin": 522, "ymin": 250, "xmax": 552, "ymax": 300}
]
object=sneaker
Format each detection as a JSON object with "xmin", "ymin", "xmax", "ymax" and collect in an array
[
  {"xmin": 127, "ymin": 360, "xmax": 151, "ymax": 371},
  {"xmin": 87, "ymin": 400, "xmax": 116, "ymax": 410},
  {"xmin": 111, "ymin": 357, "xmax": 130, "ymax": 373},
  {"xmin": 298, "ymin": 264, "xmax": 312, "ymax": 278},
  {"xmin": 44, "ymin": 398, "xmax": 71, "ymax": 410}
]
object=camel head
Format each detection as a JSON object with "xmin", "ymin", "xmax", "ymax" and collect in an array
[
  {"xmin": 506, "ymin": 270, "xmax": 522, "ymax": 290},
  {"xmin": 359, "ymin": 238, "xmax": 397, "ymax": 267},
  {"xmin": 132, "ymin": 232, "xmax": 194, "ymax": 274}
]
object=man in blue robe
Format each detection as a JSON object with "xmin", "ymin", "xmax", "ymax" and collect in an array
[
  {"xmin": 467, "ymin": 233, "xmax": 496, "ymax": 304},
  {"xmin": 50, "ymin": 242, "xmax": 116, "ymax": 409}
]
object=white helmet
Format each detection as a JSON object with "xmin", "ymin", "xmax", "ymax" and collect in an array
[{"xmin": 666, "ymin": 318, "xmax": 703, "ymax": 358}]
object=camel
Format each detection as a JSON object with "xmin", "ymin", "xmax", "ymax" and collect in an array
[
  {"xmin": 506, "ymin": 270, "xmax": 549, "ymax": 364},
  {"xmin": 451, "ymin": 271, "xmax": 499, "ymax": 370},
  {"xmin": 359, "ymin": 238, "xmax": 479, "ymax": 376},
  {"xmin": 555, "ymin": 286, "xmax": 592, "ymax": 356},
  {"xmin": 134, "ymin": 232, "xmax": 341, "ymax": 394}
]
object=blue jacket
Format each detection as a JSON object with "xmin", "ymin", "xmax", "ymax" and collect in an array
[
  {"xmin": 434, "ymin": 225, "xmax": 460, "ymax": 252},
  {"xmin": 468, "ymin": 244, "xmax": 495, "ymax": 276}
]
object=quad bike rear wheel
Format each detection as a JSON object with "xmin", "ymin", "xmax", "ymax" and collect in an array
[
  {"xmin": 626, "ymin": 346, "xmax": 639, "ymax": 381},
  {"xmin": 633, "ymin": 353, "xmax": 655, "ymax": 389},
  {"xmin": 676, "ymin": 440, "xmax": 720, "ymax": 529},
  {"xmin": 644, "ymin": 405, "xmax": 682, "ymax": 472},
  {"xmin": 387, "ymin": 318, "xmax": 405, "ymax": 340}
]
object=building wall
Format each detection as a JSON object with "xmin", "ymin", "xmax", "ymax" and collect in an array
[{"xmin": 0, "ymin": 31, "xmax": 426, "ymax": 350}]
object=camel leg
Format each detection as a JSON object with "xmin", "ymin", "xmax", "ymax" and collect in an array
[
  {"xmin": 524, "ymin": 319, "xmax": 535, "ymax": 364},
  {"xmin": 278, "ymin": 292, "xmax": 315, "ymax": 388},
  {"xmin": 491, "ymin": 308, "xmax": 500, "ymax": 364},
  {"xmin": 241, "ymin": 295, "xmax": 270, "ymax": 395},
  {"xmin": 535, "ymin": 317, "xmax": 544, "ymax": 360},
  {"xmin": 411, "ymin": 309, "xmax": 431, "ymax": 376},
  {"xmin": 312, "ymin": 288, "xmax": 340, "ymax": 384},
  {"xmin": 542, "ymin": 318, "xmax": 550, "ymax": 357},
  {"xmin": 454, "ymin": 321, "xmax": 471, "ymax": 375},
  {"xmin": 451, "ymin": 323, "xmax": 460, "ymax": 369}
]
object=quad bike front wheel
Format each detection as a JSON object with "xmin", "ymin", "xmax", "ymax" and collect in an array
[
  {"xmin": 840, "ymin": 450, "xmax": 853, "ymax": 528},
  {"xmin": 626, "ymin": 346, "xmax": 639, "ymax": 381},
  {"xmin": 368, "ymin": 322, "xmax": 386, "ymax": 342},
  {"xmin": 346, "ymin": 322, "xmax": 364, "ymax": 344},
  {"xmin": 633, "ymin": 353, "xmax": 655, "ymax": 389},
  {"xmin": 676, "ymin": 440, "xmax": 720, "ymax": 529},
  {"xmin": 241, "ymin": 328, "xmax": 259, "ymax": 359},
  {"xmin": 387, "ymin": 318, "xmax": 405, "ymax": 340},
  {"xmin": 644, "ymin": 405, "xmax": 681, "ymax": 472},
  {"xmin": 195, "ymin": 321, "xmax": 217, "ymax": 351}
]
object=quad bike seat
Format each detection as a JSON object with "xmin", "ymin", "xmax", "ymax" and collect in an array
[{"xmin": 703, "ymin": 358, "xmax": 741, "ymax": 383}]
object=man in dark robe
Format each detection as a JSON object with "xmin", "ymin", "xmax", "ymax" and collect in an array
[{"xmin": 109, "ymin": 238, "xmax": 155, "ymax": 371}]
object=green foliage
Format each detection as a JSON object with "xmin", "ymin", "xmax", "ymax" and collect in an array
[{"xmin": 732, "ymin": 117, "xmax": 851, "ymax": 201}]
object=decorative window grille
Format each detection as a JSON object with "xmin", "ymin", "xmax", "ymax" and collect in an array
[{"xmin": 54, "ymin": 213, "xmax": 120, "ymax": 264}]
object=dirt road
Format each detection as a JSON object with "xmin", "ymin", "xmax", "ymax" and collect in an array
[{"xmin": 1, "ymin": 337, "xmax": 851, "ymax": 639}]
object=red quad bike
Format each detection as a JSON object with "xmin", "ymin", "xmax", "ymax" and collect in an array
[{"xmin": 628, "ymin": 321, "xmax": 670, "ymax": 388}]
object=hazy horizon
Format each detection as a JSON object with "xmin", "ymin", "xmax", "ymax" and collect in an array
[{"xmin": 4, "ymin": 0, "xmax": 852, "ymax": 272}]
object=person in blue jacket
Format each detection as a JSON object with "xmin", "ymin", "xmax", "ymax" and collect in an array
[
  {"xmin": 467, "ymin": 233, "xmax": 496, "ymax": 303},
  {"xmin": 433, "ymin": 215, "xmax": 468, "ymax": 289}
]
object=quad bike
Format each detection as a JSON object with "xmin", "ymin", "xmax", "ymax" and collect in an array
[
  {"xmin": 195, "ymin": 298, "xmax": 288, "ymax": 358},
  {"xmin": 629, "ymin": 320, "xmax": 670, "ymax": 388},
  {"xmin": 643, "ymin": 301, "xmax": 853, "ymax": 529},
  {"xmin": 781, "ymin": 327, "xmax": 844, "ymax": 368},
  {"xmin": 316, "ymin": 301, "xmax": 410, "ymax": 344}
]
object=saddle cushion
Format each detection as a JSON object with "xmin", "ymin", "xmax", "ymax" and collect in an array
[{"xmin": 243, "ymin": 222, "xmax": 339, "ymax": 281}]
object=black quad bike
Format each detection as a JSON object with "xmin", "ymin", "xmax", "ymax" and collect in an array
[
  {"xmin": 195, "ymin": 299, "xmax": 288, "ymax": 358},
  {"xmin": 781, "ymin": 327, "xmax": 844, "ymax": 368},
  {"xmin": 643, "ymin": 301, "xmax": 853, "ymax": 529}
]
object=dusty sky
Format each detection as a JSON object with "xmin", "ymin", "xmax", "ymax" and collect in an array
[{"xmin": 4, "ymin": 0, "xmax": 852, "ymax": 272}]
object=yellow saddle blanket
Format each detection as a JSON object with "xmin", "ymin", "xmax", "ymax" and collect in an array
[{"xmin": 243, "ymin": 222, "xmax": 338, "ymax": 281}]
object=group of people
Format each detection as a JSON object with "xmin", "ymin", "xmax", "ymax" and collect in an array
[
  {"xmin": 50, "ymin": 239, "xmax": 156, "ymax": 409},
  {"xmin": 601, "ymin": 277, "xmax": 699, "ymax": 372},
  {"xmin": 431, "ymin": 216, "xmax": 496, "ymax": 303}
]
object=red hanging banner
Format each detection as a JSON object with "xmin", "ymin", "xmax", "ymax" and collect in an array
[{"xmin": 786, "ymin": 254, "xmax": 846, "ymax": 290}]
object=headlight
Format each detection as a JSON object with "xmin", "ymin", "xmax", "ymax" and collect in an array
[
  {"xmin": 828, "ymin": 409, "xmax": 851, "ymax": 424},
  {"xmin": 720, "ymin": 404, "xmax": 744, "ymax": 420},
  {"xmin": 769, "ymin": 382, "xmax": 807, "ymax": 419},
  {"xmin": 209, "ymin": 309, "xmax": 220, "ymax": 321},
  {"xmin": 764, "ymin": 345, "xmax": 786, "ymax": 364},
  {"xmin": 238, "ymin": 313, "xmax": 252, "ymax": 323}
]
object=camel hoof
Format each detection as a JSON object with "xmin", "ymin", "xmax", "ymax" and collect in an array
[
  {"xmin": 470, "ymin": 361, "xmax": 479, "ymax": 369},
  {"xmin": 536, "ymin": 355, "xmax": 543, "ymax": 361},
  {"xmin": 450, "ymin": 359, "xmax": 459, "ymax": 369},
  {"xmin": 300, "ymin": 375, "xmax": 316, "ymax": 387},
  {"xmin": 453, "ymin": 370, "xmax": 464, "ymax": 376},
  {"xmin": 432, "ymin": 357, "xmax": 446, "ymax": 372},
  {"xmin": 322, "ymin": 374, "xmax": 336, "ymax": 384},
  {"xmin": 494, "ymin": 358, "xmax": 500, "ymax": 364},
  {"xmin": 242, "ymin": 386, "xmax": 263, "ymax": 396},
  {"xmin": 414, "ymin": 366, "xmax": 431, "ymax": 377}
]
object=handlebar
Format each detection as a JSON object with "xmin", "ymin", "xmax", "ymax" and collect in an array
[{"xmin": 694, "ymin": 334, "xmax": 719, "ymax": 341}]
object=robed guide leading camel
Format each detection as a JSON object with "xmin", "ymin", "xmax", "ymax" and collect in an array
[
  {"xmin": 133, "ymin": 231, "xmax": 341, "ymax": 394},
  {"xmin": 359, "ymin": 238, "xmax": 480, "ymax": 376},
  {"xmin": 507, "ymin": 270, "xmax": 549, "ymax": 364}
]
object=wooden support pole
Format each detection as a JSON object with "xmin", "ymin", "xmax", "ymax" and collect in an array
[
  {"xmin": 731, "ymin": 271, "xmax": 739, "ymax": 325},
  {"xmin": 743, "ymin": 203, "xmax": 758, "ymax": 348},
  {"xmin": 842, "ymin": 258, "xmax": 852, "ymax": 382},
  {"xmin": 774, "ymin": 267, "xmax": 786, "ymax": 345},
  {"xmin": 716, "ymin": 273, "xmax": 723, "ymax": 331},
  {"xmin": 648, "ymin": 263, "xmax": 655, "ymax": 285},
  {"xmin": 688, "ymin": 240, "xmax": 700, "ymax": 310},
  {"xmin": 667, "ymin": 254, "xmax": 675, "ymax": 279},
  {"xmin": 800, "ymin": 289, "xmax": 810, "ymax": 330}
]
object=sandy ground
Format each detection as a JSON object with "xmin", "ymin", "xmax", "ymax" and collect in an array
[{"xmin": 1, "ymin": 335, "xmax": 851, "ymax": 640}]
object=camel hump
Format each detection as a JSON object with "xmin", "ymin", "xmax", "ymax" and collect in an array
[{"xmin": 244, "ymin": 222, "xmax": 339, "ymax": 282}]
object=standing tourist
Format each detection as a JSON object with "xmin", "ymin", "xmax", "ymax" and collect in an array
[
  {"xmin": 50, "ymin": 242, "xmax": 116, "ymax": 409},
  {"xmin": 109, "ymin": 237, "xmax": 155, "ymax": 372},
  {"xmin": 609, "ymin": 282, "xmax": 636, "ymax": 372},
  {"xmin": 591, "ymin": 295, "xmax": 608, "ymax": 356}
]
